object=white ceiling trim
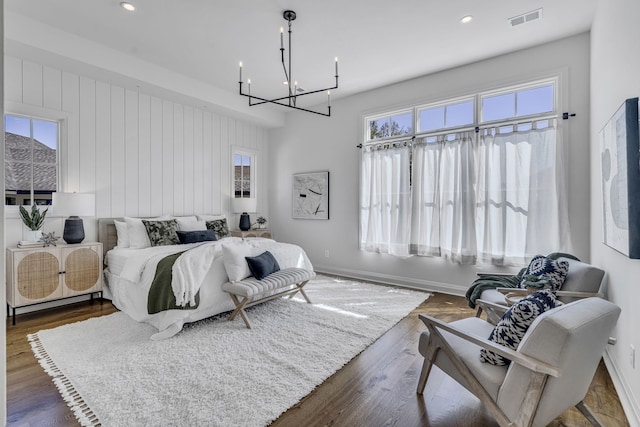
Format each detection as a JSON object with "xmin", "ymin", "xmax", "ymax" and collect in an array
[{"xmin": 4, "ymin": 11, "xmax": 285, "ymax": 128}]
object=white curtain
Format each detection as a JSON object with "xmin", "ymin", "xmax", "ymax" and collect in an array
[
  {"xmin": 410, "ymin": 131, "xmax": 477, "ymax": 263},
  {"xmin": 360, "ymin": 143, "xmax": 412, "ymax": 256},
  {"xmin": 475, "ymin": 124, "xmax": 572, "ymax": 265}
]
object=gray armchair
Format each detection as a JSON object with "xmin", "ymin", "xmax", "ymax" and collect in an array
[
  {"xmin": 417, "ymin": 297, "xmax": 621, "ymax": 427},
  {"xmin": 475, "ymin": 257, "xmax": 606, "ymax": 320}
]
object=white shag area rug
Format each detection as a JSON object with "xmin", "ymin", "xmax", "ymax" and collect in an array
[{"xmin": 28, "ymin": 275, "xmax": 429, "ymax": 427}]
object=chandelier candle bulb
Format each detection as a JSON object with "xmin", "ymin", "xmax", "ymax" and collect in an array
[
  {"xmin": 239, "ymin": 61, "xmax": 243, "ymax": 82},
  {"xmin": 248, "ymin": 79, "xmax": 251, "ymax": 96},
  {"xmin": 280, "ymin": 27, "xmax": 284, "ymax": 49},
  {"xmin": 335, "ymin": 57, "xmax": 338, "ymax": 76},
  {"xmin": 328, "ymin": 91, "xmax": 331, "ymax": 107}
]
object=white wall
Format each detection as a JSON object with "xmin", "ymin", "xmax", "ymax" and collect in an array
[
  {"xmin": 591, "ymin": 0, "xmax": 640, "ymax": 424},
  {"xmin": 1, "ymin": 1, "xmax": 7, "ymax": 423},
  {"xmin": 269, "ymin": 33, "xmax": 591, "ymax": 295},
  {"xmin": 4, "ymin": 55, "xmax": 270, "ymax": 247}
]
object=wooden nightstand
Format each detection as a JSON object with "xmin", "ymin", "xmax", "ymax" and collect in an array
[
  {"xmin": 6, "ymin": 242, "xmax": 103, "ymax": 324},
  {"xmin": 230, "ymin": 229, "xmax": 272, "ymax": 239}
]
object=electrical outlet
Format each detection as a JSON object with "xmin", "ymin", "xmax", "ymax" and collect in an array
[
  {"xmin": 324, "ymin": 250, "xmax": 330, "ymax": 258},
  {"xmin": 631, "ymin": 345, "xmax": 636, "ymax": 370}
]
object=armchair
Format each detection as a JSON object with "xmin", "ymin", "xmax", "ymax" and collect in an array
[
  {"xmin": 473, "ymin": 257, "xmax": 606, "ymax": 318},
  {"xmin": 417, "ymin": 297, "xmax": 621, "ymax": 427}
]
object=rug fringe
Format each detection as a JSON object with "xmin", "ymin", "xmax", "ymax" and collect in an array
[{"xmin": 28, "ymin": 333, "xmax": 102, "ymax": 427}]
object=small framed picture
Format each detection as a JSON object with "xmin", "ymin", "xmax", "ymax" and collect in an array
[{"xmin": 292, "ymin": 171, "xmax": 329, "ymax": 220}]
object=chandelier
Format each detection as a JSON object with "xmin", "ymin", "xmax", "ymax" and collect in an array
[{"xmin": 238, "ymin": 10, "xmax": 338, "ymax": 117}]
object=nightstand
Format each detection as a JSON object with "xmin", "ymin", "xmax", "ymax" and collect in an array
[
  {"xmin": 230, "ymin": 229, "xmax": 272, "ymax": 239},
  {"xmin": 6, "ymin": 242, "xmax": 103, "ymax": 324}
]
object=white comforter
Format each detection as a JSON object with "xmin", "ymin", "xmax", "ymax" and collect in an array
[{"xmin": 105, "ymin": 237, "xmax": 313, "ymax": 340}]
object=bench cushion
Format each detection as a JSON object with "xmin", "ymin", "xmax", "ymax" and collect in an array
[{"xmin": 222, "ymin": 268, "xmax": 315, "ymax": 298}]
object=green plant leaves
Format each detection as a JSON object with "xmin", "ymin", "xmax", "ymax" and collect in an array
[{"xmin": 19, "ymin": 204, "xmax": 48, "ymax": 230}]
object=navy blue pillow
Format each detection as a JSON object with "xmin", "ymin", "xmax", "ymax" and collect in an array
[
  {"xmin": 245, "ymin": 251, "xmax": 280, "ymax": 280},
  {"xmin": 176, "ymin": 230, "xmax": 217, "ymax": 244}
]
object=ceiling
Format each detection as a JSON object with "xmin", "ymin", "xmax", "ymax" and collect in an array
[{"xmin": 5, "ymin": 0, "xmax": 597, "ymax": 124}]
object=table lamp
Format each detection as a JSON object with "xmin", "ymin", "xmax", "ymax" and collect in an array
[
  {"xmin": 232, "ymin": 197, "xmax": 257, "ymax": 231},
  {"xmin": 52, "ymin": 192, "xmax": 95, "ymax": 244}
]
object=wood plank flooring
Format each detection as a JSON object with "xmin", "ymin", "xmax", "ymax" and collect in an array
[{"xmin": 6, "ymin": 293, "xmax": 629, "ymax": 427}]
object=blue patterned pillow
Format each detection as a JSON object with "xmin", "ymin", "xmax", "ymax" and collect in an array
[
  {"xmin": 480, "ymin": 290, "xmax": 562, "ymax": 366},
  {"xmin": 519, "ymin": 255, "xmax": 569, "ymax": 291}
]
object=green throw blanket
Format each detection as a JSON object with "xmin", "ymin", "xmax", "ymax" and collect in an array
[
  {"xmin": 147, "ymin": 251, "xmax": 200, "ymax": 314},
  {"xmin": 465, "ymin": 252, "xmax": 580, "ymax": 309}
]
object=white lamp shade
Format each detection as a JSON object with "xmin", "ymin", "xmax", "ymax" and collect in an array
[
  {"xmin": 232, "ymin": 197, "xmax": 257, "ymax": 213},
  {"xmin": 51, "ymin": 192, "xmax": 95, "ymax": 217}
]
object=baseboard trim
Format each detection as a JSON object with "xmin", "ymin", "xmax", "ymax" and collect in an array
[
  {"xmin": 604, "ymin": 347, "xmax": 640, "ymax": 427},
  {"xmin": 313, "ymin": 264, "xmax": 468, "ymax": 297}
]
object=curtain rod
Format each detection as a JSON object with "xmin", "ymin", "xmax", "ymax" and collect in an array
[{"xmin": 357, "ymin": 112, "xmax": 574, "ymax": 149}]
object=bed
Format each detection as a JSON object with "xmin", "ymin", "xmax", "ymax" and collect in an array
[{"xmin": 98, "ymin": 217, "xmax": 314, "ymax": 340}]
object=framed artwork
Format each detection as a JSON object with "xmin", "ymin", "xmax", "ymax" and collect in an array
[
  {"xmin": 292, "ymin": 171, "xmax": 330, "ymax": 220},
  {"xmin": 600, "ymin": 97, "xmax": 640, "ymax": 258}
]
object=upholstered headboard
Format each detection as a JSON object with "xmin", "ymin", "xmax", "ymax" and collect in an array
[{"xmin": 98, "ymin": 218, "xmax": 121, "ymax": 257}]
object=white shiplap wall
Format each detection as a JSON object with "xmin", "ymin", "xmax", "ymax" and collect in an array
[{"xmin": 4, "ymin": 55, "xmax": 269, "ymax": 245}]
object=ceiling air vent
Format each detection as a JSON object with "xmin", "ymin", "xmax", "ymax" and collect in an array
[{"xmin": 509, "ymin": 8, "xmax": 543, "ymax": 27}]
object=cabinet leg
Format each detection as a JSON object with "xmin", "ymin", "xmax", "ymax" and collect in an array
[{"xmin": 12, "ymin": 307, "xmax": 16, "ymax": 326}]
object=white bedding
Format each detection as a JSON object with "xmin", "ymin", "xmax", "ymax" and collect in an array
[{"xmin": 104, "ymin": 237, "xmax": 313, "ymax": 340}]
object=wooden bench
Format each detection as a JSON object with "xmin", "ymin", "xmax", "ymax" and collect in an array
[{"xmin": 222, "ymin": 268, "xmax": 315, "ymax": 328}]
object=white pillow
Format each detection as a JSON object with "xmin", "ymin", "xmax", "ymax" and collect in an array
[
  {"xmin": 125, "ymin": 216, "xmax": 170, "ymax": 249},
  {"xmin": 174, "ymin": 215, "xmax": 198, "ymax": 222},
  {"xmin": 222, "ymin": 241, "xmax": 257, "ymax": 282},
  {"xmin": 114, "ymin": 219, "xmax": 129, "ymax": 248},
  {"xmin": 177, "ymin": 219, "xmax": 207, "ymax": 231},
  {"xmin": 197, "ymin": 214, "xmax": 226, "ymax": 221}
]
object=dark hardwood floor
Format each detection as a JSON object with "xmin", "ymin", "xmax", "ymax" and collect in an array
[{"xmin": 6, "ymin": 293, "xmax": 629, "ymax": 427}]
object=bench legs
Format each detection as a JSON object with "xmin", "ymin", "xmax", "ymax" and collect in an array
[{"xmin": 227, "ymin": 280, "xmax": 312, "ymax": 329}]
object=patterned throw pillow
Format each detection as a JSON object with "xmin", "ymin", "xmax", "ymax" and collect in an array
[
  {"xmin": 142, "ymin": 219, "xmax": 180, "ymax": 246},
  {"xmin": 206, "ymin": 219, "xmax": 229, "ymax": 239},
  {"xmin": 519, "ymin": 255, "xmax": 569, "ymax": 291},
  {"xmin": 480, "ymin": 290, "xmax": 562, "ymax": 366}
]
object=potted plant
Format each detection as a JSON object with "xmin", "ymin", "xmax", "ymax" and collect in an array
[
  {"xmin": 255, "ymin": 216, "xmax": 267, "ymax": 229},
  {"xmin": 19, "ymin": 204, "xmax": 48, "ymax": 242}
]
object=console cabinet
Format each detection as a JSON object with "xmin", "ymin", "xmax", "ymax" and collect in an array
[
  {"xmin": 6, "ymin": 242, "xmax": 103, "ymax": 324},
  {"xmin": 230, "ymin": 228, "xmax": 272, "ymax": 239}
]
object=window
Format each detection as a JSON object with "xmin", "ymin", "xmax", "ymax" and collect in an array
[
  {"xmin": 360, "ymin": 77, "xmax": 570, "ymax": 265},
  {"xmin": 417, "ymin": 99, "xmax": 474, "ymax": 133},
  {"xmin": 367, "ymin": 110, "xmax": 413, "ymax": 141},
  {"xmin": 4, "ymin": 114, "xmax": 59, "ymax": 206},
  {"xmin": 481, "ymin": 82, "xmax": 554, "ymax": 123},
  {"xmin": 232, "ymin": 149, "xmax": 255, "ymax": 198}
]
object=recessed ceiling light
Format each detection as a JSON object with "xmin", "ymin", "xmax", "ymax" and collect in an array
[
  {"xmin": 460, "ymin": 15, "xmax": 473, "ymax": 24},
  {"xmin": 120, "ymin": 2, "xmax": 135, "ymax": 12}
]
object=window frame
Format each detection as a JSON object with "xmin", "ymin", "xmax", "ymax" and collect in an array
[
  {"xmin": 231, "ymin": 146, "xmax": 257, "ymax": 200},
  {"xmin": 4, "ymin": 103, "xmax": 66, "ymax": 217},
  {"xmin": 478, "ymin": 77, "xmax": 558, "ymax": 127},
  {"xmin": 415, "ymin": 95, "xmax": 476, "ymax": 135},
  {"xmin": 364, "ymin": 108, "xmax": 414, "ymax": 142}
]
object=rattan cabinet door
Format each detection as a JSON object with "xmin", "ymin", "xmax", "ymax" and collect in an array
[
  {"xmin": 10, "ymin": 248, "xmax": 63, "ymax": 307},
  {"xmin": 61, "ymin": 244, "xmax": 103, "ymax": 297}
]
